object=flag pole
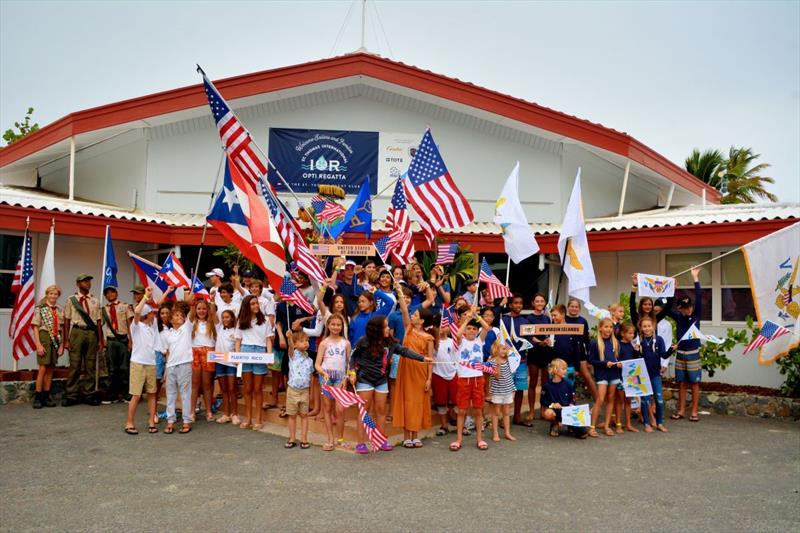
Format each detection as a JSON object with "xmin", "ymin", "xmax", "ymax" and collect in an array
[
  {"xmin": 554, "ymin": 238, "xmax": 569, "ymax": 305},
  {"xmin": 190, "ymin": 149, "xmax": 227, "ymax": 296},
  {"xmin": 504, "ymin": 256, "xmax": 511, "ymax": 286},
  {"xmin": 670, "ymin": 246, "xmax": 744, "ymax": 278}
]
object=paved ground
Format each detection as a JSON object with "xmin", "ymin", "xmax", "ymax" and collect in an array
[{"xmin": 0, "ymin": 404, "xmax": 798, "ymax": 532}]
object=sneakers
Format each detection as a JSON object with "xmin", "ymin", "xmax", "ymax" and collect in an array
[
  {"xmin": 465, "ymin": 416, "xmax": 476, "ymax": 430},
  {"xmin": 355, "ymin": 443, "xmax": 370, "ymax": 454}
]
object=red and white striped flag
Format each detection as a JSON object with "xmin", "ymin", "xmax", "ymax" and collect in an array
[
  {"xmin": 743, "ymin": 320, "xmax": 792, "ymax": 355},
  {"xmin": 280, "ymin": 276, "xmax": 315, "ymax": 315},
  {"xmin": 9, "ymin": 228, "xmax": 36, "ymax": 360},
  {"xmin": 440, "ymin": 305, "xmax": 459, "ymax": 339},
  {"xmin": 403, "ymin": 129, "xmax": 473, "ymax": 246},
  {"xmin": 479, "ymin": 258, "xmax": 512, "ymax": 300},
  {"xmin": 322, "ymin": 385, "xmax": 387, "ymax": 451}
]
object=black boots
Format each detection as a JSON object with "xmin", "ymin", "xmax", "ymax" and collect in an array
[
  {"xmin": 32, "ymin": 391, "xmax": 57, "ymax": 409},
  {"xmin": 32, "ymin": 392, "xmax": 43, "ymax": 409},
  {"xmin": 44, "ymin": 391, "xmax": 57, "ymax": 408}
]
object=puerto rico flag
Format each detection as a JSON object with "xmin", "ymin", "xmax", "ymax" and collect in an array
[{"xmin": 129, "ymin": 252, "xmax": 175, "ymax": 303}]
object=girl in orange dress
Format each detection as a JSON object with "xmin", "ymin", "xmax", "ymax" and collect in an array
[{"xmin": 392, "ymin": 282, "xmax": 434, "ymax": 448}]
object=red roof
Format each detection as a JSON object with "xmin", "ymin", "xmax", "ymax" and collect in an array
[{"xmin": 0, "ymin": 52, "xmax": 720, "ymax": 201}]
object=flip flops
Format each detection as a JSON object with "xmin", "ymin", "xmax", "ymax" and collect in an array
[
  {"xmin": 670, "ymin": 413, "xmax": 685, "ymax": 420},
  {"xmin": 179, "ymin": 425, "xmax": 192, "ymax": 434},
  {"xmin": 163, "ymin": 425, "xmax": 175, "ymax": 434},
  {"xmin": 300, "ymin": 442, "xmax": 310, "ymax": 449},
  {"xmin": 285, "ymin": 441, "xmax": 297, "ymax": 449},
  {"xmin": 449, "ymin": 441, "xmax": 462, "ymax": 451},
  {"xmin": 147, "ymin": 426, "xmax": 158, "ymax": 434},
  {"xmin": 476, "ymin": 440, "xmax": 489, "ymax": 450},
  {"xmin": 124, "ymin": 427, "xmax": 138, "ymax": 435},
  {"xmin": 689, "ymin": 415, "xmax": 700, "ymax": 422}
]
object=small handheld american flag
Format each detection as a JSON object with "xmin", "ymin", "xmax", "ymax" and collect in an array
[
  {"xmin": 440, "ymin": 305, "xmax": 459, "ymax": 339},
  {"xmin": 743, "ymin": 320, "xmax": 792, "ymax": 354},
  {"xmin": 435, "ymin": 243, "xmax": 458, "ymax": 265},
  {"xmin": 478, "ymin": 258, "xmax": 512, "ymax": 300},
  {"xmin": 322, "ymin": 385, "xmax": 388, "ymax": 451},
  {"xmin": 280, "ymin": 275, "xmax": 315, "ymax": 315}
]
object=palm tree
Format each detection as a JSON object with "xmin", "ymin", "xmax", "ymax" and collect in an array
[
  {"xmin": 718, "ymin": 147, "xmax": 778, "ymax": 204},
  {"xmin": 685, "ymin": 148, "xmax": 724, "ymax": 188}
]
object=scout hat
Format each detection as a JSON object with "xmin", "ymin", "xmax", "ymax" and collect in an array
[
  {"xmin": 76, "ymin": 273, "xmax": 93, "ymax": 282},
  {"xmin": 130, "ymin": 285, "xmax": 145, "ymax": 294}
]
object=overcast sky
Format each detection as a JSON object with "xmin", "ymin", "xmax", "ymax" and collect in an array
[{"xmin": 1, "ymin": 0, "xmax": 798, "ymax": 201}]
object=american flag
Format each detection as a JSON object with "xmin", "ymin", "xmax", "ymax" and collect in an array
[
  {"xmin": 9, "ymin": 228, "xmax": 36, "ymax": 360},
  {"xmin": 440, "ymin": 305, "xmax": 459, "ymax": 339},
  {"xmin": 459, "ymin": 360, "xmax": 497, "ymax": 375},
  {"xmin": 435, "ymin": 243, "xmax": 458, "ymax": 265},
  {"xmin": 374, "ymin": 235, "xmax": 391, "ymax": 264},
  {"xmin": 201, "ymin": 69, "xmax": 267, "ymax": 188},
  {"xmin": 478, "ymin": 258, "xmax": 512, "ymax": 300},
  {"xmin": 262, "ymin": 185, "xmax": 327, "ymax": 284},
  {"xmin": 310, "ymin": 195, "xmax": 346, "ymax": 224},
  {"xmin": 322, "ymin": 385, "xmax": 387, "ymax": 451},
  {"xmin": 743, "ymin": 320, "xmax": 792, "ymax": 354},
  {"xmin": 279, "ymin": 275, "xmax": 315, "ymax": 315},
  {"xmin": 382, "ymin": 180, "xmax": 415, "ymax": 265},
  {"xmin": 403, "ymin": 129, "xmax": 473, "ymax": 246}
]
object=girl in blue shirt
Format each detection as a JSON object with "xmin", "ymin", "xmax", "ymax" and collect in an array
[
  {"xmin": 588, "ymin": 318, "xmax": 621, "ymax": 437},
  {"xmin": 348, "ymin": 291, "xmax": 393, "ymax": 345},
  {"xmin": 618, "ymin": 323, "xmax": 641, "ymax": 433}
]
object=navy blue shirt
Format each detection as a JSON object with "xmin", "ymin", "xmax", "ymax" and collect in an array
[
  {"xmin": 526, "ymin": 312, "xmax": 551, "ymax": 342},
  {"xmin": 589, "ymin": 337, "xmax": 621, "ymax": 382},
  {"xmin": 541, "ymin": 379, "xmax": 575, "ymax": 408},
  {"xmin": 553, "ymin": 329, "xmax": 580, "ymax": 369},
  {"xmin": 666, "ymin": 282, "xmax": 703, "ymax": 352},
  {"xmin": 618, "ymin": 341, "xmax": 640, "ymax": 362},
  {"xmin": 336, "ymin": 276, "xmax": 360, "ymax": 316},
  {"xmin": 640, "ymin": 334, "xmax": 671, "ymax": 378},
  {"xmin": 565, "ymin": 314, "xmax": 590, "ymax": 362}
]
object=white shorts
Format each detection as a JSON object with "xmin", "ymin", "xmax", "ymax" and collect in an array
[{"xmin": 491, "ymin": 393, "xmax": 514, "ymax": 405}]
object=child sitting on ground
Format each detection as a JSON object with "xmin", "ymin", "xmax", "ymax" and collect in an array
[
  {"xmin": 541, "ymin": 358, "xmax": 588, "ymax": 439},
  {"xmin": 285, "ymin": 330, "xmax": 314, "ymax": 449}
]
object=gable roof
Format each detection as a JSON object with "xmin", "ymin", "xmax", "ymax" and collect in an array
[{"xmin": 0, "ymin": 52, "xmax": 720, "ymax": 201}]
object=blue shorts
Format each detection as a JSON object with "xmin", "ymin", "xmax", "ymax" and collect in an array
[
  {"xmin": 319, "ymin": 373, "xmax": 344, "ymax": 387},
  {"xmin": 356, "ymin": 381, "xmax": 389, "ymax": 393},
  {"xmin": 514, "ymin": 361, "xmax": 528, "ymax": 391},
  {"xmin": 155, "ymin": 351, "xmax": 165, "ymax": 380},
  {"xmin": 216, "ymin": 363, "xmax": 237, "ymax": 377},
  {"xmin": 675, "ymin": 350, "xmax": 702, "ymax": 383},
  {"xmin": 596, "ymin": 379, "xmax": 621, "ymax": 386},
  {"xmin": 240, "ymin": 344, "xmax": 268, "ymax": 375}
]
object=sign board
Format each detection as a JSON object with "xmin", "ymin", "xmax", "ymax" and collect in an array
[
  {"xmin": 378, "ymin": 132, "xmax": 421, "ymax": 190},
  {"xmin": 207, "ymin": 351, "xmax": 275, "ymax": 365},
  {"xmin": 310, "ymin": 243, "xmax": 375, "ymax": 256},
  {"xmin": 267, "ymin": 128, "xmax": 378, "ymax": 194},
  {"xmin": 519, "ymin": 323, "xmax": 585, "ymax": 336}
]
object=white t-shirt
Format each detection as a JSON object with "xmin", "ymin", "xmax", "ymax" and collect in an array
[
  {"xmin": 235, "ymin": 320, "xmax": 271, "ymax": 348},
  {"xmin": 130, "ymin": 320, "xmax": 158, "ymax": 366},
  {"xmin": 214, "ymin": 290, "xmax": 242, "ymax": 311},
  {"xmin": 191, "ymin": 320, "xmax": 216, "ymax": 348},
  {"xmin": 215, "ymin": 325, "xmax": 237, "ymax": 353},
  {"xmin": 216, "ymin": 298, "xmax": 241, "ymax": 320},
  {"xmin": 456, "ymin": 337, "xmax": 484, "ymax": 378},
  {"xmin": 164, "ymin": 321, "xmax": 193, "ymax": 367},
  {"xmin": 258, "ymin": 294, "xmax": 276, "ymax": 317},
  {"xmin": 433, "ymin": 338, "xmax": 457, "ymax": 380},
  {"xmin": 658, "ymin": 319, "xmax": 673, "ymax": 368}
]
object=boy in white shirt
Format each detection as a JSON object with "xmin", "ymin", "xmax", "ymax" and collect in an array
[
  {"xmin": 163, "ymin": 302, "xmax": 194, "ymax": 434},
  {"xmin": 124, "ymin": 289, "xmax": 160, "ymax": 435},
  {"xmin": 451, "ymin": 308, "xmax": 492, "ymax": 451}
]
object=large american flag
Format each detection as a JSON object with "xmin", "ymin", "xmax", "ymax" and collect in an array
[
  {"xmin": 403, "ymin": 129, "xmax": 473, "ymax": 246},
  {"xmin": 381, "ymin": 180, "xmax": 415, "ymax": 265},
  {"xmin": 201, "ymin": 70, "xmax": 267, "ymax": 188},
  {"xmin": 322, "ymin": 385, "xmax": 387, "ymax": 451},
  {"xmin": 435, "ymin": 243, "xmax": 458, "ymax": 265},
  {"xmin": 263, "ymin": 185, "xmax": 327, "ymax": 284},
  {"xmin": 743, "ymin": 320, "xmax": 792, "ymax": 355},
  {"xmin": 280, "ymin": 275, "xmax": 315, "ymax": 315},
  {"xmin": 310, "ymin": 195, "xmax": 346, "ymax": 225},
  {"xmin": 9, "ymin": 228, "xmax": 35, "ymax": 360},
  {"xmin": 479, "ymin": 258, "xmax": 512, "ymax": 300}
]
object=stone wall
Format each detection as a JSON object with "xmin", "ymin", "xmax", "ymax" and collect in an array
[
  {"xmin": 1, "ymin": 379, "xmax": 65, "ymax": 405},
  {"xmin": 663, "ymin": 388, "xmax": 800, "ymax": 419}
]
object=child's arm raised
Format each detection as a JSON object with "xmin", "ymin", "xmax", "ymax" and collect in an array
[
  {"xmin": 396, "ymin": 280, "xmax": 412, "ymax": 331},
  {"xmin": 473, "ymin": 307, "xmax": 490, "ymax": 342}
]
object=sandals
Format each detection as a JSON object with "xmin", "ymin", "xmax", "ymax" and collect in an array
[
  {"xmin": 670, "ymin": 413, "xmax": 685, "ymax": 420},
  {"xmin": 179, "ymin": 425, "xmax": 192, "ymax": 434},
  {"xmin": 300, "ymin": 442, "xmax": 310, "ymax": 449},
  {"xmin": 124, "ymin": 427, "xmax": 138, "ymax": 435},
  {"xmin": 412, "ymin": 438, "xmax": 423, "ymax": 448},
  {"xmin": 689, "ymin": 415, "xmax": 700, "ymax": 422},
  {"xmin": 402, "ymin": 439, "xmax": 415, "ymax": 448},
  {"xmin": 252, "ymin": 423, "xmax": 263, "ymax": 431},
  {"xmin": 449, "ymin": 441, "xmax": 462, "ymax": 451},
  {"xmin": 435, "ymin": 427, "xmax": 448, "ymax": 436},
  {"xmin": 216, "ymin": 415, "xmax": 231, "ymax": 424},
  {"xmin": 322, "ymin": 442, "xmax": 334, "ymax": 451},
  {"xmin": 278, "ymin": 407, "xmax": 288, "ymax": 419},
  {"xmin": 285, "ymin": 441, "xmax": 297, "ymax": 449},
  {"xmin": 477, "ymin": 440, "xmax": 489, "ymax": 450},
  {"xmin": 205, "ymin": 412, "xmax": 215, "ymax": 422},
  {"xmin": 239, "ymin": 419, "xmax": 252, "ymax": 429},
  {"xmin": 588, "ymin": 428, "xmax": 599, "ymax": 438},
  {"xmin": 604, "ymin": 428, "xmax": 615, "ymax": 437},
  {"xmin": 163, "ymin": 425, "xmax": 175, "ymax": 434},
  {"xmin": 147, "ymin": 426, "xmax": 158, "ymax": 434}
]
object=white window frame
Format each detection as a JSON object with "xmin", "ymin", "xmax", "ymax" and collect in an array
[{"xmin": 661, "ymin": 247, "xmax": 753, "ymax": 327}]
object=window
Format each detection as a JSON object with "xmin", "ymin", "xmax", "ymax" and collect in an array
[
  {"xmin": 666, "ymin": 252, "xmax": 712, "ymax": 321},
  {"xmin": 720, "ymin": 251, "xmax": 756, "ymax": 322},
  {"xmin": 0, "ymin": 234, "xmax": 24, "ymax": 308}
]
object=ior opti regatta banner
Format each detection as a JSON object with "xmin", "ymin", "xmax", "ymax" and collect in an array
[{"xmin": 267, "ymin": 128, "xmax": 379, "ymax": 194}]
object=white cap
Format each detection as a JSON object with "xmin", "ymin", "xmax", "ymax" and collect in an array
[
  {"xmin": 140, "ymin": 304, "xmax": 155, "ymax": 316},
  {"xmin": 205, "ymin": 268, "xmax": 224, "ymax": 278},
  {"xmin": 345, "ymin": 260, "xmax": 357, "ymax": 267}
]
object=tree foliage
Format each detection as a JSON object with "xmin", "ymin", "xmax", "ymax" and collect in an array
[
  {"xmin": 685, "ymin": 146, "xmax": 777, "ymax": 203},
  {"xmin": 2, "ymin": 107, "xmax": 39, "ymax": 146}
]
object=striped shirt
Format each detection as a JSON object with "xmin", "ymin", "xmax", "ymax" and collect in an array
[{"xmin": 490, "ymin": 360, "xmax": 516, "ymax": 395}]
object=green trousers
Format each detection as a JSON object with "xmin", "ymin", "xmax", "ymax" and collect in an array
[
  {"xmin": 65, "ymin": 328, "xmax": 98, "ymax": 400},
  {"xmin": 105, "ymin": 337, "xmax": 130, "ymax": 400}
]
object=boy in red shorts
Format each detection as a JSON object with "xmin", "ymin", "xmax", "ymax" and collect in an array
[{"xmin": 451, "ymin": 308, "xmax": 492, "ymax": 451}]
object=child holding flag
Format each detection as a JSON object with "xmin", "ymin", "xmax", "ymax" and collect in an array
[
  {"xmin": 667, "ymin": 267, "xmax": 703, "ymax": 422},
  {"xmin": 588, "ymin": 318, "xmax": 622, "ymax": 438}
]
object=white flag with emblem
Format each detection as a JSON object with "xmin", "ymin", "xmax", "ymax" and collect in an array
[
  {"xmin": 557, "ymin": 168, "xmax": 596, "ymax": 302},
  {"xmin": 493, "ymin": 162, "xmax": 539, "ymax": 263},
  {"xmin": 742, "ymin": 222, "xmax": 800, "ymax": 364}
]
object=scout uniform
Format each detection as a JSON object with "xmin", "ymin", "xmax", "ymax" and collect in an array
[
  {"xmin": 31, "ymin": 301, "xmax": 64, "ymax": 408},
  {"xmin": 103, "ymin": 287, "xmax": 134, "ymax": 402},
  {"xmin": 63, "ymin": 274, "xmax": 103, "ymax": 404}
]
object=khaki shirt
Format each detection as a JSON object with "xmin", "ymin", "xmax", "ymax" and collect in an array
[
  {"xmin": 102, "ymin": 301, "xmax": 134, "ymax": 337},
  {"xmin": 31, "ymin": 304, "xmax": 64, "ymax": 333},
  {"xmin": 64, "ymin": 292, "xmax": 101, "ymax": 328}
]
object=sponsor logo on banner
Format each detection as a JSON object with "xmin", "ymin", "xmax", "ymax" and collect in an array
[
  {"xmin": 207, "ymin": 351, "xmax": 275, "ymax": 365},
  {"xmin": 519, "ymin": 323, "xmax": 585, "ymax": 336},
  {"xmin": 378, "ymin": 132, "xmax": 420, "ymax": 189},
  {"xmin": 268, "ymin": 128, "xmax": 378, "ymax": 194}
]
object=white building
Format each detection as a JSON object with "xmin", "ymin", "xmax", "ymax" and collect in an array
[{"xmin": 1, "ymin": 52, "xmax": 797, "ymax": 386}]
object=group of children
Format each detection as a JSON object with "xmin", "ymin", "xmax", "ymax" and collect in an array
[{"xmin": 33, "ymin": 257, "xmax": 704, "ymax": 453}]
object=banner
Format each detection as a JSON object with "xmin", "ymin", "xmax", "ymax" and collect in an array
[
  {"xmin": 637, "ymin": 273, "xmax": 676, "ymax": 298},
  {"xmin": 267, "ymin": 128, "xmax": 378, "ymax": 194},
  {"xmin": 621, "ymin": 358, "xmax": 653, "ymax": 397},
  {"xmin": 310, "ymin": 243, "xmax": 375, "ymax": 256},
  {"xmin": 742, "ymin": 222, "xmax": 800, "ymax": 365},
  {"xmin": 520, "ymin": 323, "xmax": 584, "ymax": 336},
  {"xmin": 561, "ymin": 404, "xmax": 591, "ymax": 427},
  {"xmin": 207, "ymin": 351, "xmax": 275, "ymax": 365},
  {"xmin": 378, "ymin": 132, "xmax": 420, "ymax": 190}
]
